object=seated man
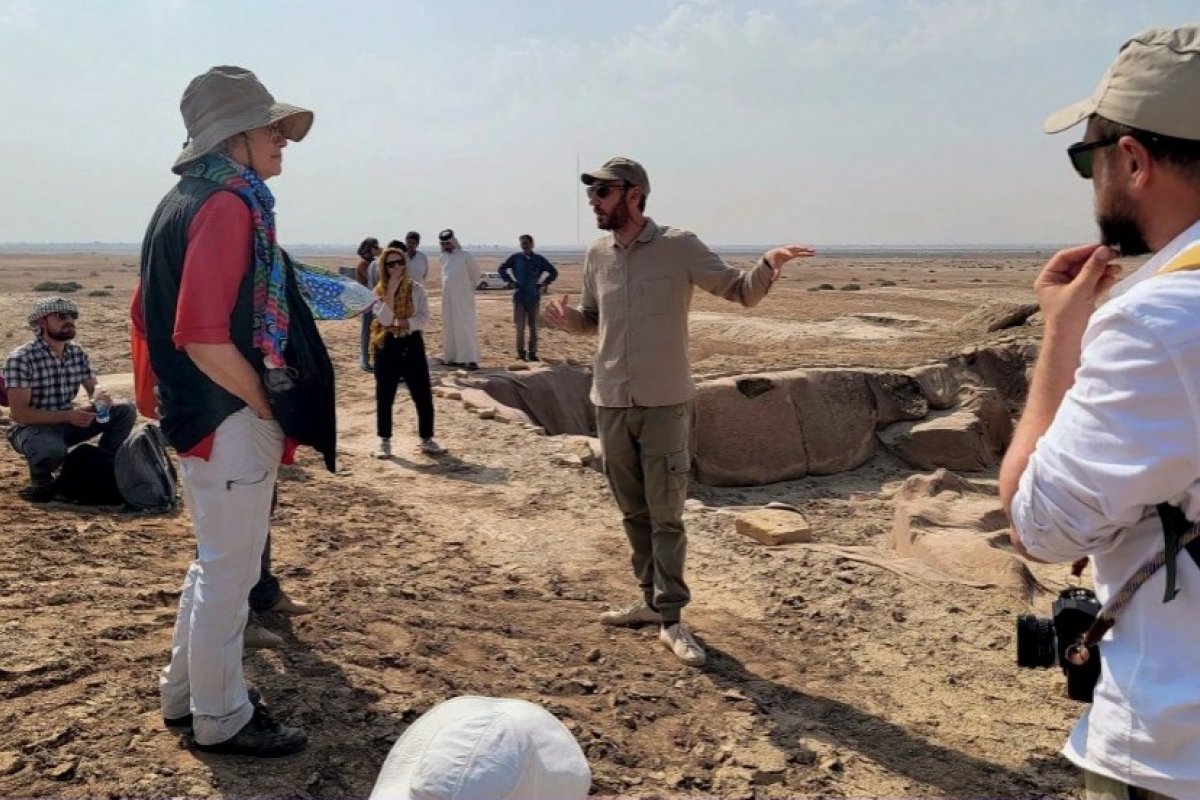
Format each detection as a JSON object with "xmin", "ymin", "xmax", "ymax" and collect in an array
[{"xmin": 5, "ymin": 297, "xmax": 136, "ymax": 501}]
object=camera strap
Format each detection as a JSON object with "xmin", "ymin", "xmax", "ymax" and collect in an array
[{"xmin": 1079, "ymin": 505, "xmax": 1200, "ymax": 648}]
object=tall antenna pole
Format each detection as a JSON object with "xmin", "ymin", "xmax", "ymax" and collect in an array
[{"xmin": 575, "ymin": 153, "xmax": 581, "ymax": 249}]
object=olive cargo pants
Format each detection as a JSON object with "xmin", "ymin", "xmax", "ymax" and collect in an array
[{"xmin": 596, "ymin": 402, "xmax": 692, "ymax": 624}]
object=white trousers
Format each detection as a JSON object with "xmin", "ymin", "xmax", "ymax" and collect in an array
[{"xmin": 159, "ymin": 409, "xmax": 283, "ymax": 745}]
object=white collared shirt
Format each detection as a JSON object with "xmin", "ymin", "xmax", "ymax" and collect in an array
[
  {"xmin": 407, "ymin": 250, "xmax": 429, "ymax": 285},
  {"xmin": 1012, "ymin": 219, "xmax": 1200, "ymax": 795}
]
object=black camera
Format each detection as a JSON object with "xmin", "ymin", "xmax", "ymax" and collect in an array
[{"xmin": 1016, "ymin": 587, "xmax": 1103, "ymax": 702}]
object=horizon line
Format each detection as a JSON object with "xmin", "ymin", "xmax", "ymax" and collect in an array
[{"xmin": 0, "ymin": 241, "xmax": 1073, "ymax": 251}]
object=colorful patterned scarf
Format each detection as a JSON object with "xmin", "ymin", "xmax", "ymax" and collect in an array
[
  {"xmin": 184, "ymin": 153, "xmax": 374, "ymax": 368},
  {"xmin": 369, "ymin": 247, "xmax": 416, "ymax": 363}
]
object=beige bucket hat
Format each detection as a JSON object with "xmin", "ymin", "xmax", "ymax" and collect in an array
[
  {"xmin": 1044, "ymin": 25, "xmax": 1200, "ymax": 139},
  {"xmin": 173, "ymin": 65, "xmax": 313, "ymax": 174}
]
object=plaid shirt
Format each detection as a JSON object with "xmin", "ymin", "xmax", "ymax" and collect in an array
[{"xmin": 4, "ymin": 337, "xmax": 95, "ymax": 441}]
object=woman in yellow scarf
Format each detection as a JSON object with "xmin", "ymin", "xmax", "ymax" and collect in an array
[{"xmin": 370, "ymin": 246, "xmax": 443, "ymax": 458}]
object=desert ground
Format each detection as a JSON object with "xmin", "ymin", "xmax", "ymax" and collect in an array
[{"xmin": 0, "ymin": 247, "xmax": 1097, "ymax": 798}]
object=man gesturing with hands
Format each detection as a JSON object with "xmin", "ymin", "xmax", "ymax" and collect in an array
[{"xmin": 544, "ymin": 156, "xmax": 813, "ymax": 667}]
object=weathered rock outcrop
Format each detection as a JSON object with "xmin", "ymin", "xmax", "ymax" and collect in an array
[
  {"xmin": 692, "ymin": 368, "xmax": 927, "ymax": 486},
  {"xmin": 888, "ymin": 469, "xmax": 1039, "ymax": 599},
  {"xmin": 947, "ymin": 342, "xmax": 1038, "ymax": 405},
  {"xmin": 454, "ymin": 344, "xmax": 1039, "ymax": 487},
  {"xmin": 957, "ymin": 301, "xmax": 1040, "ymax": 333},
  {"xmin": 878, "ymin": 388, "xmax": 1012, "ymax": 471},
  {"xmin": 454, "ymin": 365, "xmax": 595, "ymax": 436}
]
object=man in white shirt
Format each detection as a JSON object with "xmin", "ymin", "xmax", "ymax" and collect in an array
[
  {"xmin": 1001, "ymin": 26, "xmax": 1200, "ymax": 800},
  {"xmin": 405, "ymin": 231, "xmax": 429, "ymax": 285}
]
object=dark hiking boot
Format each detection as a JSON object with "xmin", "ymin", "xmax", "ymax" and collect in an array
[
  {"xmin": 165, "ymin": 686, "xmax": 262, "ymax": 731},
  {"xmin": 517, "ymin": 350, "xmax": 528, "ymax": 361},
  {"xmin": 527, "ymin": 352, "xmax": 540, "ymax": 362},
  {"xmin": 193, "ymin": 706, "xmax": 307, "ymax": 758},
  {"xmin": 21, "ymin": 482, "xmax": 56, "ymax": 503}
]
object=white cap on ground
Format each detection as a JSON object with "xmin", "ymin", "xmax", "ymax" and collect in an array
[{"xmin": 369, "ymin": 696, "xmax": 591, "ymax": 800}]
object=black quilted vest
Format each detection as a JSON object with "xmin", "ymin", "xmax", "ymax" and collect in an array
[{"xmin": 138, "ymin": 178, "xmax": 262, "ymax": 453}]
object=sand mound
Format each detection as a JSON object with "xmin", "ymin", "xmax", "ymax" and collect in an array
[{"xmin": 887, "ymin": 469, "xmax": 1041, "ymax": 601}]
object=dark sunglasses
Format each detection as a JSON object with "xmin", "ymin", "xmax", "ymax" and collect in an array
[
  {"xmin": 586, "ymin": 182, "xmax": 629, "ymax": 200},
  {"xmin": 1067, "ymin": 136, "xmax": 1121, "ymax": 179},
  {"xmin": 384, "ymin": 260, "xmax": 406, "ymax": 268},
  {"xmin": 51, "ymin": 311, "xmax": 78, "ymax": 321}
]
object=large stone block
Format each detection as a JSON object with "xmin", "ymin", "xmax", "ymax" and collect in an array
[
  {"xmin": 864, "ymin": 370, "xmax": 928, "ymax": 425},
  {"xmin": 788, "ymin": 370, "xmax": 878, "ymax": 475},
  {"xmin": 692, "ymin": 374, "xmax": 808, "ymax": 486},
  {"xmin": 731, "ymin": 508, "xmax": 813, "ymax": 546},
  {"xmin": 878, "ymin": 388, "xmax": 1011, "ymax": 471},
  {"xmin": 906, "ymin": 363, "xmax": 960, "ymax": 410},
  {"xmin": 949, "ymin": 343, "xmax": 1038, "ymax": 405}
]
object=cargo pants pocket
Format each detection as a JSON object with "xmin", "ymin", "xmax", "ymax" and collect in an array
[{"xmin": 647, "ymin": 447, "xmax": 690, "ymax": 523}]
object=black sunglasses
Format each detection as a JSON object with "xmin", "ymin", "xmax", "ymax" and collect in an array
[
  {"xmin": 586, "ymin": 182, "xmax": 629, "ymax": 200},
  {"xmin": 1067, "ymin": 136, "xmax": 1121, "ymax": 179},
  {"xmin": 384, "ymin": 260, "xmax": 406, "ymax": 268},
  {"xmin": 51, "ymin": 311, "xmax": 78, "ymax": 321}
]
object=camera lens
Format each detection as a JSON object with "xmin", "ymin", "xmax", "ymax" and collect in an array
[{"xmin": 1016, "ymin": 614, "xmax": 1057, "ymax": 668}]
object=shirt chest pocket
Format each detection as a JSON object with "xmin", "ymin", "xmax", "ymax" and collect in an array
[{"xmin": 639, "ymin": 277, "xmax": 673, "ymax": 317}]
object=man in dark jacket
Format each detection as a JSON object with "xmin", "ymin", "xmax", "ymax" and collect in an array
[{"xmin": 499, "ymin": 234, "xmax": 558, "ymax": 361}]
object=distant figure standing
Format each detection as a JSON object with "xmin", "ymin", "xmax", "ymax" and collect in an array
[
  {"xmin": 356, "ymin": 237, "xmax": 382, "ymax": 372},
  {"xmin": 369, "ymin": 246, "xmax": 443, "ymax": 459},
  {"xmin": 438, "ymin": 228, "xmax": 481, "ymax": 370},
  {"xmin": 499, "ymin": 234, "xmax": 558, "ymax": 362},
  {"xmin": 544, "ymin": 156, "xmax": 814, "ymax": 667},
  {"xmin": 404, "ymin": 231, "xmax": 429, "ymax": 285}
]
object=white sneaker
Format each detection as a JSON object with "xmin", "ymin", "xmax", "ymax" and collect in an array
[
  {"xmin": 243, "ymin": 615, "xmax": 284, "ymax": 650},
  {"xmin": 375, "ymin": 438, "xmax": 392, "ymax": 459},
  {"xmin": 419, "ymin": 438, "xmax": 446, "ymax": 455},
  {"xmin": 660, "ymin": 623, "xmax": 706, "ymax": 666},
  {"xmin": 599, "ymin": 599, "xmax": 662, "ymax": 627}
]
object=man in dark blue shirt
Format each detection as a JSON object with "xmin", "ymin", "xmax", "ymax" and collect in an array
[{"xmin": 498, "ymin": 234, "xmax": 558, "ymax": 361}]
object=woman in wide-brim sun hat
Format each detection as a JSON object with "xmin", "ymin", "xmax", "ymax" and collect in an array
[{"xmin": 133, "ymin": 64, "xmax": 334, "ymax": 759}]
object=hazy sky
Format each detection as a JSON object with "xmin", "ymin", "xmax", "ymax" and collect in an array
[{"xmin": 0, "ymin": 1, "xmax": 1196, "ymax": 247}]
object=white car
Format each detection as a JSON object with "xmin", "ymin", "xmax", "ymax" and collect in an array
[{"xmin": 476, "ymin": 272, "xmax": 512, "ymax": 291}]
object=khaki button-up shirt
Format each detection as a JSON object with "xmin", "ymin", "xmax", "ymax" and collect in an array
[{"xmin": 564, "ymin": 218, "xmax": 775, "ymax": 408}]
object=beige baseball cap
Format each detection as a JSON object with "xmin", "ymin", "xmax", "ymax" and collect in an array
[
  {"xmin": 1044, "ymin": 25, "xmax": 1200, "ymax": 139},
  {"xmin": 581, "ymin": 156, "xmax": 650, "ymax": 194}
]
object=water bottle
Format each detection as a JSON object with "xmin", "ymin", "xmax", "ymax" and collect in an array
[{"xmin": 94, "ymin": 397, "xmax": 111, "ymax": 424}]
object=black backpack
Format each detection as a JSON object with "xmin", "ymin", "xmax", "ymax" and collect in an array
[
  {"xmin": 52, "ymin": 444, "xmax": 124, "ymax": 506},
  {"xmin": 115, "ymin": 423, "xmax": 179, "ymax": 512}
]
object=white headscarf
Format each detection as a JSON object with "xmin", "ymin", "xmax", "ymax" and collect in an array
[{"xmin": 438, "ymin": 228, "xmax": 462, "ymax": 264}]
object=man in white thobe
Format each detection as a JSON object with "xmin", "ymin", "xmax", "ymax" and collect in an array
[{"xmin": 437, "ymin": 228, "xmax": 481, "ymax": 369}]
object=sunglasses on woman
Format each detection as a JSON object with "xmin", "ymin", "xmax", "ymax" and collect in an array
[{"xmin": 384, "ymin": 260, "xmax": 405, "ymax": 268}]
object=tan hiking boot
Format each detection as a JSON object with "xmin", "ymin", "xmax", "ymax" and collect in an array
[
  {"xmin": 268, "ymin": 591, "xmax": 312, "ymax": 616},
  {"xmin": 244, "ymin": 615, "xmax": 283, "ymax": 649}
]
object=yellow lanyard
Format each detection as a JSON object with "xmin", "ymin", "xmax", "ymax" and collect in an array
[{"xmin": 1157, "ymin": 241, "xmax": 1200, "ymax": 274}]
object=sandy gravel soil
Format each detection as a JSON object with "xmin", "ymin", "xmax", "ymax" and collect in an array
[{"xmin": 0, "ymin": 250, "xmax": 1092, "ymax": 798}]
